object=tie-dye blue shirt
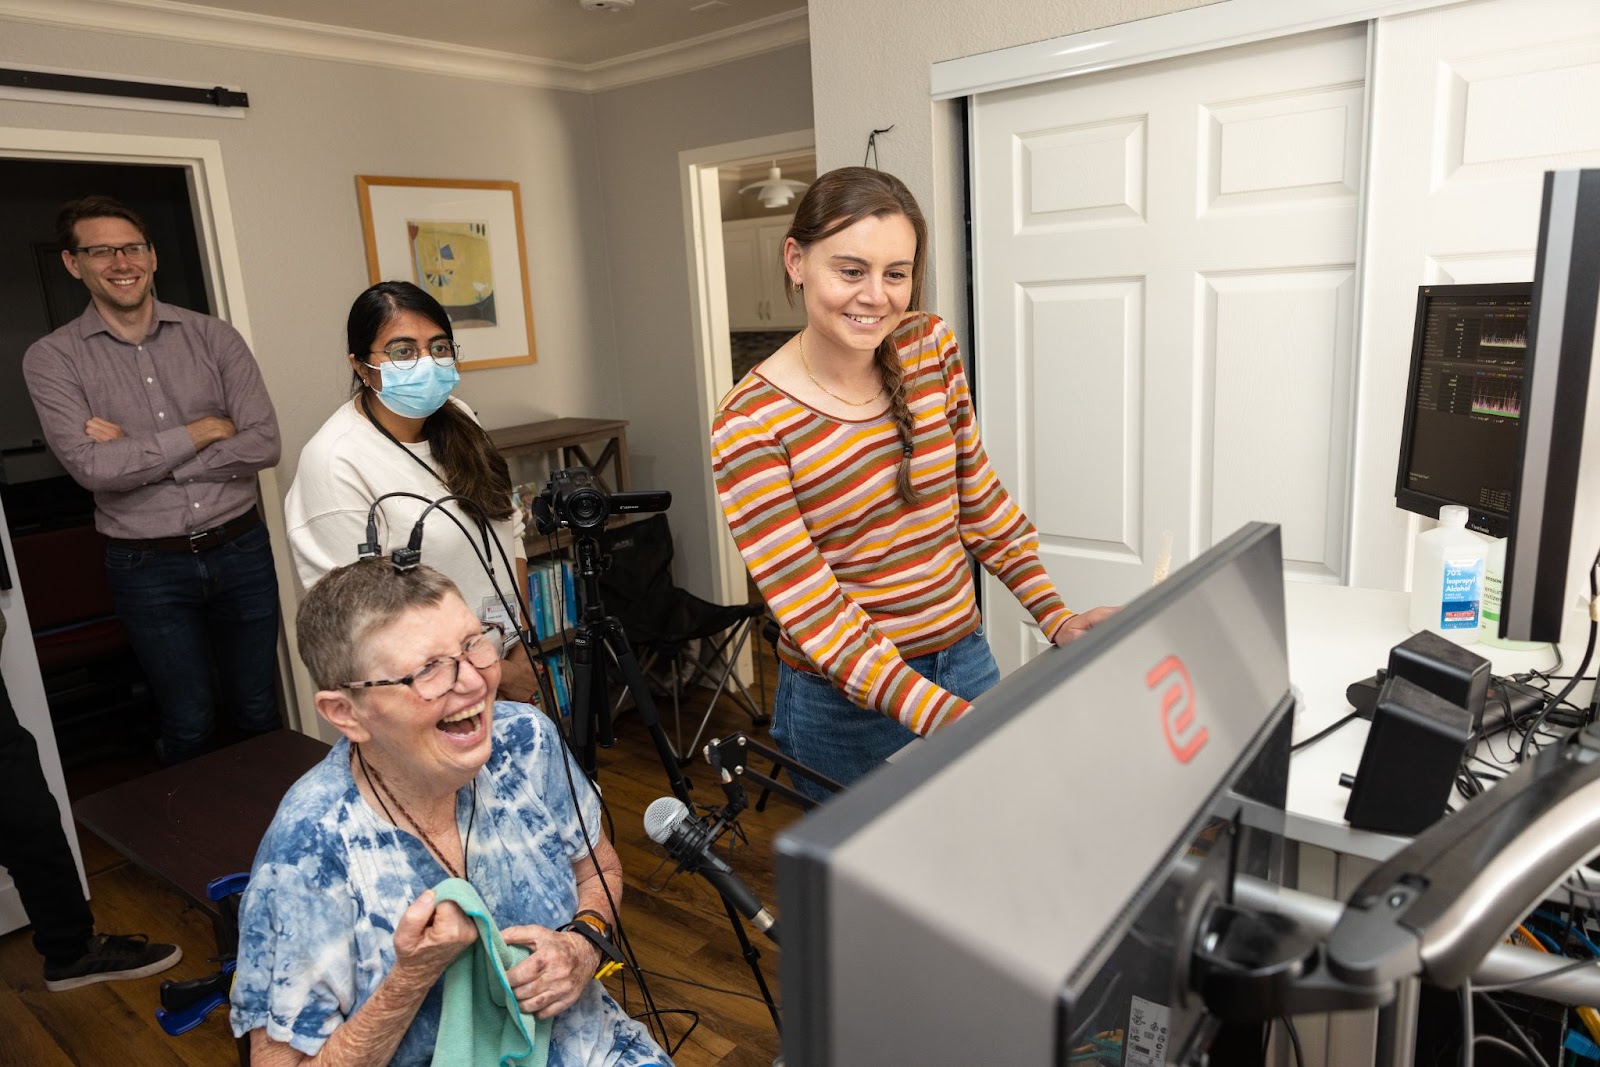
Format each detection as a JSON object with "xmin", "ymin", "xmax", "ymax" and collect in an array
[{"xmin": 229, "ymin": 702, "xmax": 665, "ymax": 1066}]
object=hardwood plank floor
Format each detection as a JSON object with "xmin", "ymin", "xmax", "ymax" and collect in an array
[{"xmin": 1, "ymin": 635, "xmax": 799, "ymax": 1066}]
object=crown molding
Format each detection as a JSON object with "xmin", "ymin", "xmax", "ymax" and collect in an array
[
  {"xmin": 583, "ymin": 9, "xmax": 809, "ymax": 92},
  {"xmin": 0, "ymin": 0, "xmax": 809, "ymax": 94}
]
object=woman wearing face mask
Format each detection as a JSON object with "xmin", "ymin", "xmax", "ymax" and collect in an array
[{"xmin": 285, "ymin": 281, "xmax": 541, "ymax": 703}]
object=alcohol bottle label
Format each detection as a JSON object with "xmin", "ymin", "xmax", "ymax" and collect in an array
[{"xmin": 1440, "ymin": 557, "xmax": 1484, "ymax": 629}]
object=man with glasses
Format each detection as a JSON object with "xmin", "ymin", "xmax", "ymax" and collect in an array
[{"xmin": 22, "ymin": 195, "xmax": 283, "ymax": 764}]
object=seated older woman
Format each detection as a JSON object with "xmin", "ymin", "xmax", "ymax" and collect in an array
[{"xmin": 229, "ymin": 559, "xmax": 664, "ymax": 1066}]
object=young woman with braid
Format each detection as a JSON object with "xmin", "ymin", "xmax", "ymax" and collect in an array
[{"xmin": 710, "ymin": 167, "xmax": 1117, "ymax": 798}]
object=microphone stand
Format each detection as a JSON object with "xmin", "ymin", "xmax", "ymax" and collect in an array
[
  {"xmin": 679, "ymin": 735, "xmax": 843, "ymax": 1041},
  {"xmin": 708, "ymin": 733, "xmax": 846, "ymax": 812}
]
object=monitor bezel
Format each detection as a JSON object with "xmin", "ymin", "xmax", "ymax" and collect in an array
[
  {"xmin": 1502, "ymin": 169, "xmax": 1600, "ymax": 643},
  {"xmin": 1393, "ymin": 280, "xmax": 1534, "ymax": 538}
]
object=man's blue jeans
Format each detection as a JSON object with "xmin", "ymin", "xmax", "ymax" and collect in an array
[{"xmin": 103, "ymin": 520, "xmax": 282, "ymax": 763}]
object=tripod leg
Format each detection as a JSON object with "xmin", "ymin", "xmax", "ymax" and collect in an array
[
  {"xmin": 567, "ymin": 629, "xmax": 608, "ymax": 776},
  {"xmin": 602, "ymin": 619, "xmax": 694, "ymax": 804}
]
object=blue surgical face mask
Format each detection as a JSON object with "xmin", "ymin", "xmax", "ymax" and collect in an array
[{"xmin": 373, "ymin": 359, "xmax": 460, "ymax": 419}]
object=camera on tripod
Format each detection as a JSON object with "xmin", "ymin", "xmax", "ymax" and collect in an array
[{"xmin": 531, "ymin": 467, "xmax": 671, "ymax": 535}]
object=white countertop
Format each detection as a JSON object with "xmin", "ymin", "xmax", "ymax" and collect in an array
[{"xmin": 1281, "ymin": 582, "xmax": 1569, "ymax": 860}]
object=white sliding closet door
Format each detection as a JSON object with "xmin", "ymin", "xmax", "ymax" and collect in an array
[
  {"xmin": 1348, "ymin": 0, "xmax": 1600, "ymax": 591},
  {"xmin": 971, "ymin": 26, "xmax": 1367, "ymax": 672}
]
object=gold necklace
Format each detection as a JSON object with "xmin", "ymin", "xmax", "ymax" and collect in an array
[{"xmin": 799, "ymin": 329, "xmax": 884, "ymax": 407}]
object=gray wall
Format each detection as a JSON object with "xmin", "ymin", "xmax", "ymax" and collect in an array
[
  {"xmin": 0, "ymin": 19, "xmax": 814, "ymax": 599},
  {"xmin": 592, "ymin": 43, "xmax": 813, "ymax": 597},
  {"xmin": 0, "ymin": 18, "xmax": 616, "ymax": 498}
]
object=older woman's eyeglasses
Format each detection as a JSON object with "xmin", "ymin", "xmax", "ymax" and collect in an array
[
  {"xmin": 340, "ymin": 623, "xmax": 504, "ymax": 700},
  {"xmin": 365, "ymin": 339, "xmax": 461, "ymax": 370}
]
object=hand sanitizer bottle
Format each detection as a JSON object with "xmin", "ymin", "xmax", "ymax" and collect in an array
[
  {"xmin": 1409, "ymin": 504, "xmax": 1488, "ymax": 644},
  {"xmin": 1478, "ymin": 535, "xmax": 1546, "ymax": 649}
]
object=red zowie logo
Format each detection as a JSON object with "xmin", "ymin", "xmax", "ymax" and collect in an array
[{"xmin": 1147, "ymin": 655, "xmax": 1207, "ymax": 763}]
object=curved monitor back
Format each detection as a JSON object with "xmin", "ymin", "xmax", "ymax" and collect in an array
[{"xmin": 776, "ymin": 522, "xmax": 1293, "ymax": 1066}]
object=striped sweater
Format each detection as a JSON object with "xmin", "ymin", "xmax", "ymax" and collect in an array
[{"xmin": 711, "ymin": 313, "xmax": 1073, "ymax": 735}]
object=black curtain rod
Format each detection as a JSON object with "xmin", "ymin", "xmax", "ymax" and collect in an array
[{"xmin": 0, "ymin": 68, "xmax": 248, "ymax": 108}]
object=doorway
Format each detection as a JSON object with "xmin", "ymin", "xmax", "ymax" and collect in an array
[
  {"xmin": 1, "ymin": 158, "xmax": 225, "ymax": 773},
  {"xmin": 679, "ymin": 128, "xmax": 814, "ymax": 609}
]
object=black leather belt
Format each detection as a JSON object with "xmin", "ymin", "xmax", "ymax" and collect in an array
[{"xmin": 110, "ymin": 506, "xmax": 262, "ymax": 554}]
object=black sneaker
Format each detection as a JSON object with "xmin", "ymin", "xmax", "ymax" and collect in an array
[{"xmin": 43, "ymin": 933, "xmax": 183, "ymax": 992}]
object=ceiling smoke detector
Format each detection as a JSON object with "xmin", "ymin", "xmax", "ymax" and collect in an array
[{"xmin": 580, "ymin": 0, "xmax": 635, "ymax": 11}]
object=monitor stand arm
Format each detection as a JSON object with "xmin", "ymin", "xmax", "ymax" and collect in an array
[
  {"xmin": 1327, "ymin": 722, "xmax": 1600, "ymax": 990},
  {"xmin": 1191, "ymin": 723, "xmax": 1600, "ymax": 1023}
]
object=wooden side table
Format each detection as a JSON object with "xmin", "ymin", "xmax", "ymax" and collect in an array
[{"xmin": 486, "ymin": 417, "xmax": 631, "ymax": 493}]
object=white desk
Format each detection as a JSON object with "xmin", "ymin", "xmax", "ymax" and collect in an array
[
  {"xmin": 1275, "ymin": 581, "xmax": 1585, "ymax": 1067},
  {"xmin": 1283, "ymin": 582, "xmax": 1566, "ymax": 862}
]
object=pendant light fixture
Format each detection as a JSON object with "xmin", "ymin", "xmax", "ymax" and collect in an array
[{"xmin": 739, "ymin": 162, "xmax": 809, "ymax": 209}]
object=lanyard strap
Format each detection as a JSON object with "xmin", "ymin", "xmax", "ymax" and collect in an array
[{"xmin": 359, "ymin": 393, "xmax": 495, "ymax": 574}]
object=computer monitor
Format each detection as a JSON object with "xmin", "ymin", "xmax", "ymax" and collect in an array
[
  {"xmin": 1502, "ymin": 168, "xmax": 1600, "ymax": 644},
  {"xmin": 774, "ymin": 522, "xmax": 1293, "ymax": 1066},
  {"xmin": 1394, "ymin": 282, "xmax": 1534, "ymax": 537}
]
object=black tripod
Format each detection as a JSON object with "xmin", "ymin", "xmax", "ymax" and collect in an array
[{"xmin": 565, "ymin": 532, "xmax": 693, "ymax": 806}]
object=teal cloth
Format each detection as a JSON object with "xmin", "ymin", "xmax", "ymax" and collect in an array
[{"xmin": 429, "ymin": 878, "xmax": 552, "ymax": 1067}]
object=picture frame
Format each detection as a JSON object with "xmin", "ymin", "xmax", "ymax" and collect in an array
[{"xmin": 355, "ymin": 176, "xmax": 538, "ymax": 370}]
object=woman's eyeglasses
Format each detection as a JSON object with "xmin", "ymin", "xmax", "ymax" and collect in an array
[
  {"xmin": 366, "ymin": 340, "xmax": 461, "ymax": 370},
  {"xmin": 339, "ymin": 623, "xmax": 503, "ymax": 700}
]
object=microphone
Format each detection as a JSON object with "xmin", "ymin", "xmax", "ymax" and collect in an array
[{"xmin": 643, "ymin": 796, "xmax": 780, "ymax": 943}]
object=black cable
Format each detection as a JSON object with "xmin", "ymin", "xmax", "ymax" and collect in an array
[
  {"xmin": 636, "ymin": 966, "xmax": 776, "ymax": 1005},
  {"xmin": 1291, "ymin": 711, "xmax": 1358, "ymax": 753},
  {"xmin": 1518, "ymin": 548, "xmax": 1600, "ymax": 762},
  {"xmin": 1461, "ymin": 980, "xmax": 1475, "ymax": 1067},
  {"xmin": 1279, "ymin": 1015, "xmax": 1305, "ymax": 1067},
  {"xmin": 630, "ymin": 1007, "xmax": 701, "ymax": 1058},
  {"xmin": 1473, "ymin": 991, "xmax": 1552, "ymax": 1067}
]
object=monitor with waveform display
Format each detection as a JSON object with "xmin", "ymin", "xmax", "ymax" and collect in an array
[{"xmin": 1395, "ymin": 282, "xmax": 1533, "ymax": 537}]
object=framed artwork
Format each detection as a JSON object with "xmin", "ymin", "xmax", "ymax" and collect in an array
[{"xmin": 355, "ymin": 176, "xmax": 538, "ymax": 369}]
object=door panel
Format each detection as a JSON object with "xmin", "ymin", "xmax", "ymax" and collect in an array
[
  {"xmin": 972, "ymin": 25, "xmax": 1367, "ymax": 671},
  {"xmin": 1348, "ymin": 0, "xmax": 1600, "ymax": 590}
]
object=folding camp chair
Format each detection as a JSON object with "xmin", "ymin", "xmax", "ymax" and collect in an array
[{"xmin": 595, "ymin": 514, "xmax": 768, "ymax": 760}]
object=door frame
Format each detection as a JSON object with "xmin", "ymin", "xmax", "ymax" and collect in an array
[
  {"xmin": 679, "ymin": 128, "xmax": 814, "ymax": 607},
  {"xmin": 930, "ymin": 0, "xmax": 1465, "ymax": 99},
  {"xmin": 0, "ymin": 126, "xmax": 311, "ymax": 735}
]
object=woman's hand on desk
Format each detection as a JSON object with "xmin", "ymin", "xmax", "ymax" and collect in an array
[
  {"xmin": 1054, "ymin": 605, "xmax": 1121, "ymax": 646},
  {"xmin": 502, "ymin": 924, "xmax": 598, "ymax": 1018},
  {"xmin": 390, "ymin": 890, "xmax": 476, "ymax": 988}
]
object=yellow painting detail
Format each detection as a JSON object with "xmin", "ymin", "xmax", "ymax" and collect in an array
[{"xmin": 407, "ymin": 219, "xmax": 497, "ymax": 328}]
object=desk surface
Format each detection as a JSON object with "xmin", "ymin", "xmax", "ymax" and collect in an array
[
  {"xmin": 1282, "ymin": 582, "xmax": 1568, "ymax": 861},
  {"xmin": 75, "ymin": 730, "xmax": 329, "ymax": 915}
]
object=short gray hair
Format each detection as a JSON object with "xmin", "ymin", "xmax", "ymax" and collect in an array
[{"xmin": 296, "ymin": 559, "xmax": 462, "ymax": 689}]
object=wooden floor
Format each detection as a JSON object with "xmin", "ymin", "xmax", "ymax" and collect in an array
[{"xmin": 0, "ymin": 641, "xmax": 798, "ymax": 1067}]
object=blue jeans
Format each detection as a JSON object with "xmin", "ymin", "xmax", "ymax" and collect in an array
[
  {"xmin": 771, "ymin": 627, "xmax": 1002, "ymax": 802},
  {"xmin": 103, "ymin": 520, "xmax": 282, "ymax": 763}
]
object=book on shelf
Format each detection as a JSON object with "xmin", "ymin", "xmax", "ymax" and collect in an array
[
  {"xmin": 542, "ymin": 652, "xmax": 571, "ymax": 719},
  {"xmin": 526, "ymin": 559, "xmax": 579, "ymax": 641}
]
